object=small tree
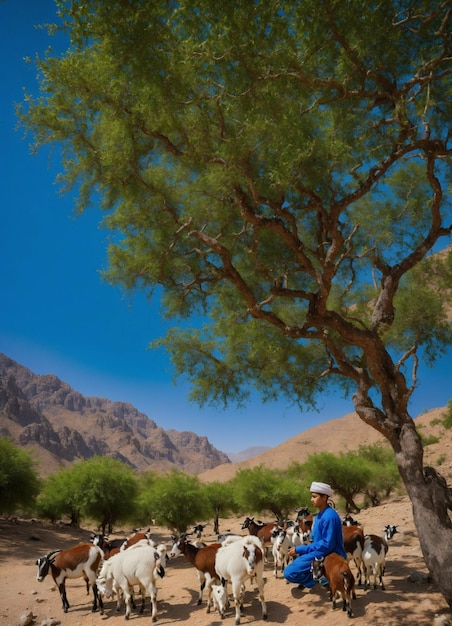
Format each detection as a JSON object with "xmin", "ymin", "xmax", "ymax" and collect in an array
[
  {"xmin": 358, "ymin": 444, "xmax": 402, "ymax": 506},
  {"xmin": 202, "ymin": 480, "xmax": 236, "ymax": 534},
  {"xmin": 291, "ymin": 452, "xmax": 371, "ymax": 513},
  {"xmin": 140, "ymin": 470, "xmax": 208, "ymax": 534},
  {"xmin": 0, "ymin": 438, "xmax": 40, "ymax": 516},
  {"xmin": 36, "ymin": 467, "xmax": 82, "ymax": 525},
  {"xmin": 71, "ymin": 456, "xmax": 139, "ymax": 533},
  {"xmin": 231, "ymin": 465, "xmax": 304, "ymax": 520}
]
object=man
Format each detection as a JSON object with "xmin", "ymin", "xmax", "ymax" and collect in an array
[{"xmin": 284, "ymin": 481, "xmax": 346, "ymax": 589}]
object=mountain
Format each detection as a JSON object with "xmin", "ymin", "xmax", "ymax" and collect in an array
[
  {"xmin": 226, "ymin": 446, "xmax": 271, "ymax": 463},
  {"xmin": 0, "ymin": 353, "xmax": 230, "ymax": 476}
]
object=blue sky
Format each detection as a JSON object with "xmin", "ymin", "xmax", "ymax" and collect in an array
[{"xmin": 1, "ymin": 0, "xmax": 451, "ymax": 455}]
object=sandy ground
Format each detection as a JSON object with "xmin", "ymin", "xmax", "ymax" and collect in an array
[{"xmin": 1, "ymin": 496, "xmax": 451, "ymax": 626}]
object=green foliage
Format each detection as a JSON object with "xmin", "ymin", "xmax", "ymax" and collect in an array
[
  {"xmin": 18, "ymin": 2, "xmax": 452, "ymax": 423},
  {"xmin": 36, "ymin": 467, "xmax": 82, "ymax": 525},
  {"xmin": 419, "ymin": 433, "xmax": 440, "ymax": 446},
  {"xmin": 289, "ymin": 444, "xmax": 401, "ymax": 512},
  {"xmin": 71, "ymin": 456, "xmax": 139, "ymax": 533},
  {"xmin": 0, "ymin": 438, "xmax": 41, "ymax": 515},
  {"xmin": 230, "ymin": 465, "xmax": 305, "ymax": 520},
  {"xmin": 38, "ymin": 457, "xmax": 139, "ymax": 531},
  {"xmin": 139, "ymin": 470, "xmax": 208, "ymax": 533},
  {"xmin": 202, "ymin": 480, "xmax": 237, "ymax": 534}
]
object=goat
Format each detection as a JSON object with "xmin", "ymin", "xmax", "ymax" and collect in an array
[
  {"xmin": 215, "ymin": 535, "xmax": 268, "ymax": 625},
  {"xmin": 211, "ymin": 581, "xmax": 229, "ymax": 618},
  {"xmin": 342, "ymin": 514, "xmax": 360, "ymax": 526},
  {"xmin": 342, "ymin": 524, "xmax": 365, "ymax": 586},
  {"xmin": 271, "ymin": 527, "xmax": 291, "ymax": 578},
  {"xmin": 36, "ymin": 543, "xmax": 103, "ymax": 613},
  {"xmin": 170, "ymin": 535, "xmax": 222, "ymax": 611},
  {"xmin": 296, "ymin": 508, "xmax": 315, "ymax": 542},
  {"xmin": 311, "ymin": 552, "xmax": 356, "ymax": 617},
  {"xmin": 286, "ymin": 523, "xmax": 307, "ymax": 551},
  {"xmin": 91, "ymin": 533, "xmax": 127, "ymax": 559},
  {"xmin": 120, "ymin": 528, "xmax": 153, "ymax": 550},
  {"xmin": 241, "ymin": 516, "xmax": 278, "ymax": 560},
  {"xmin": 362, "ymin": 524, "xmax": 398, "ymax": 591},
  {"xmin": 193, "ymin": 523, "xmax": 207, "ymax": 539},
  {"xmin": 218, "ymin": 533, "xmax": 246, "ymax": 545},
  {"xmin": 96, "ymin": 544, "xmax": 164, "ymax": 621}
]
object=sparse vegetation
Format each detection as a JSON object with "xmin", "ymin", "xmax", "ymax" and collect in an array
[{"xmin": 420, "ymin": 433, "xmax": 440, "ymax": 446}]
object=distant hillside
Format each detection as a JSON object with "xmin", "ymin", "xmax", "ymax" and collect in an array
[
  {"xmin": 198, "ymin": 407, "xmax": 452, "ymax": 484},
  {"xmin": 226, "ymin": 446, "xmax": 270, "ymax": 463},
  {"xmin": 0, "ymin": 353, "xmax": 230, "ymax": 476}
]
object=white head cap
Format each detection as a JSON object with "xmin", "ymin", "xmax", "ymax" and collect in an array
[{"xmin": 310, "ymin": 481, "xmax": 334, "ymax": 497}]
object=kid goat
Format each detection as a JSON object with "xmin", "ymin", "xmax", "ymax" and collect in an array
[
  {"xmin": 311, "ymin": 552, "xmax": 356, "ymax": 618},
  {"xmin": 36, "ymin": 543, "xmax": 104, "ymax": 613}
]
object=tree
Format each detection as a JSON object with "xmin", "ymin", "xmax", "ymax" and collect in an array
[
  {"xmin": 357, "ymin": 444, "xmax": 402, "ymax": 506},
  {"xmin": 202, "ymin": 480, "xmax": 237, "ymax": 534},
  {"xmin": 71, "ymin": 456, "xmax": 139, "ymax": 534},
  {"xmin": 140, "ymin": 470, "xmax": 208, "ymax": 534},
  {"xmin": 36, "ymin": 466, "xmax": 83, "ymax": 525},
  {"xmin": 290, "ymin": 445, "xmax": 402, "ymax": 511},
  {"xmin": 290, "ymin": 452, "xmax": 371, "ymax": 513},
  {"xmin": 19, "ymin": 0, "xmax": 452, "ymax": 606},
  {"xmin": 0, "ymin": 438, "xmax": 40, "ymax": 515},
  {"xmin": 231, "ymin": 465, "xmax": 305, "ymax": 520}
]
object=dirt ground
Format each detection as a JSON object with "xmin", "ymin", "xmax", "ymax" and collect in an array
[{"xmin": 1, "ymin": 496, "xmax": 451, "ymax": 626}]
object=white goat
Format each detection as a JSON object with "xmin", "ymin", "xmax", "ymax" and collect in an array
[
  {"xmin": 96, "ymin": 544, "xmax": 164, "ymax": 621},
  {"xmin": 271, "ymin": 528, "xmax": 291, "ymax": 578},
  {"xmin": 215, "ymin": 535, "xmax": 268, "ymax": 625}
]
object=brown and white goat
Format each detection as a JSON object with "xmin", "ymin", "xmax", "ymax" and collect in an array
[
  {"xmin": 36, "ymin": 543, "xmax": 103, "ymax": 613},
  {"xmin": 91, "ymin": 533, "xmax": 127, "ymax": 559},
  {"xmin": 311, "ymin": 552, "xmax": 356, "ymax": 618},
  {"xmin": 342, "ymin": 524, "xmax": 365, "ymax": 586},
  {"xmin": 362, "ymin": 524, "xmax": 398, "ymax": 591},
  {"xmin": 120, "ymin": 528, "xmax": 153, "ymax": 550},
  {"xmin": 170, "ymin": 535, "xmax": 222, "ymax": 612},
  {"xmin": 296, "ymin": 507, "xmax": 315, "ymax": 542},
  {"xmin": 241, "ymin": 516, "xmax": 279, "ymax": 559}
]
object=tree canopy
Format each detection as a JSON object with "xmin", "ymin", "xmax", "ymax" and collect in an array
[
  {"xmin": 0, "ymin": 438, "xmax": 41, "ymax": 515},
  {"xmin": 18, "ymin": 0, "xmax": 452, "ymax": 606},
  {"xmin": 20, "ymin": 0, "xmax": 452, "ymax": 418}
]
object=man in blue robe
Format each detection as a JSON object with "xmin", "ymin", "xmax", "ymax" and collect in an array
[{"xmin": 284, "ymin": 481, "xmax": 346, "ymax": 589}]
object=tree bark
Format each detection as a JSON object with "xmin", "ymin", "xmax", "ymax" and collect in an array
[{"xmin": 363, "ymin": 411, "xmax": 452, "ymax": 608}]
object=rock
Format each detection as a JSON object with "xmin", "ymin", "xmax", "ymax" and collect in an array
[
  {"xmin": 406, "ymin": 571, "xmax": 432, "ymax": 584},
  {"xmin": 18, "ymin": 610, "xmax": 34, "ymax": 626},
  {"xmin": 40, "ymin": 618, "xmax": 60, "ymax": 626}
]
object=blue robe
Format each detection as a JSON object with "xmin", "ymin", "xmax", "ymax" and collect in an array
[{"xmin": 283, "ymin": 505, "xmax": 346, "ymax": 587}]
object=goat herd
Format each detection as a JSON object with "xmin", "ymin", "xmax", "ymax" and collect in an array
[{"xmin": 34, "ymin": 510, "xmax": 398, "ymax": 624}]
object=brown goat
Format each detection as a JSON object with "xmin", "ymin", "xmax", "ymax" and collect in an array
[
  {"xmin": 311, "ymin": 552, "xmax": 356, "ymax": 617},
  {"xmin": 36, "ymin": 543, "xmax": 103, "ymax": 613},
  {"xmin": 170, "ymin": 536, "xmax": 222, "ymax": 612}
]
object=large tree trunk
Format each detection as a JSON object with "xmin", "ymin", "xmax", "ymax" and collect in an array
[
  {"xmin": 361, "ymin": 410, "xmax": 452, "ymax": 607},
  {"xmin": 395, "ymin": 418, "xmax": 452, "ymax": 608}
]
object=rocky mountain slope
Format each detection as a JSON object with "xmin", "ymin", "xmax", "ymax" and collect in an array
[{"xmin": 0, "ymin": 353, "xmax": 230, "ymax": 476}]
